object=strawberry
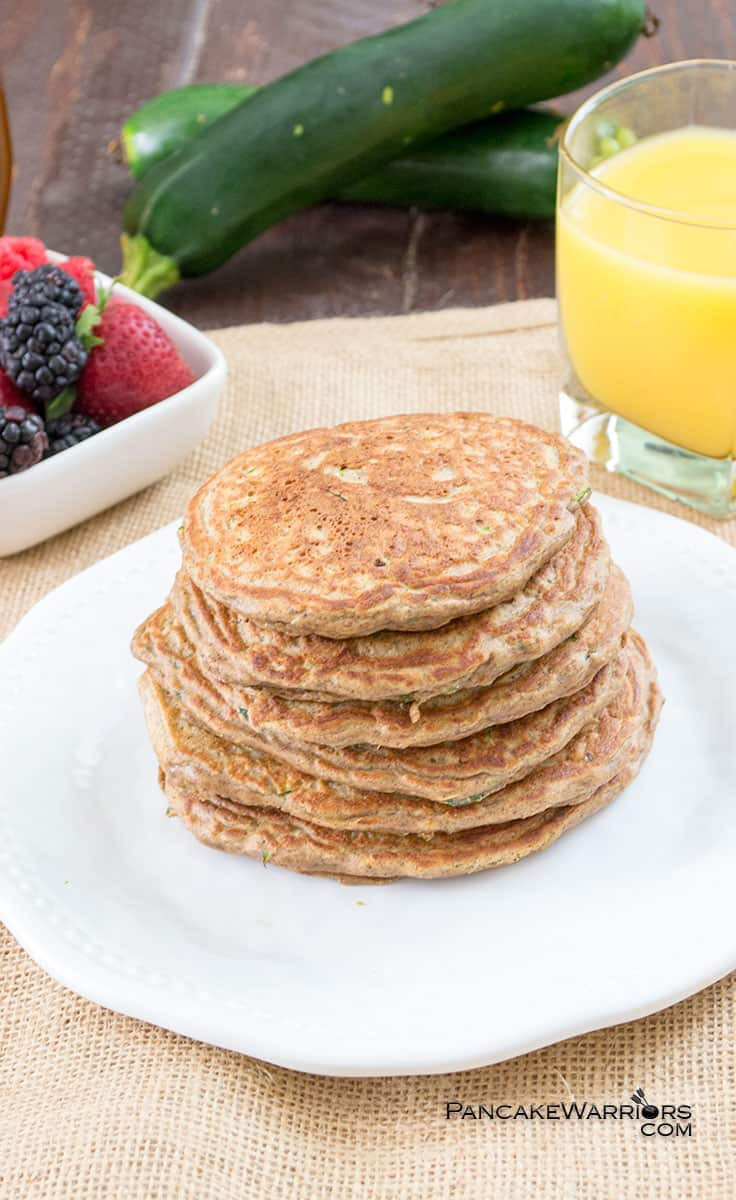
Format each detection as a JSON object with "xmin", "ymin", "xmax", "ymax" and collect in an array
[
  {"xmin": 0, "ymin": 236, "xmax": 47, "ymax": 281},
  {"xmin": 59, "ymin": 255, "xmax": 96, "ymax": 307},
  {"xmin": 0, "ymin": 370, "xmax": 34, "ymax": 412},
  {"xmin": 77, "ymin": 298, "xmax": 196, "ymax": 427}
]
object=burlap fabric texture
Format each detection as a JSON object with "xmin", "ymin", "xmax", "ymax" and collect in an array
[{"xmin": 1, "ymin": 300, "xmax": 734, "ymax": 1199}]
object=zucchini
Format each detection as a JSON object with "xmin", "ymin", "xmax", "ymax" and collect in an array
[
  {"xmin": 123, "ymin": 84, "xmax": 257, "ymax": 178},
  {"xmin": 124, "ymin": 84, "xmax": 562, "ymax": 219},
  {"xmin": 121, "ymin": 0, "xmax": 646, "ymax": 294},
  {"xmin": 338, "ymin": 112, "xmax": 561, "ymax": 218}
]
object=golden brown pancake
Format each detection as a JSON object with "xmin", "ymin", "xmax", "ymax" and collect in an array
[
  {"xmin": 168, "ymin": 566, "xmax": 631, "ymax": 750},
  {"xmin": 139, "ymin": 631, "xmax": 660, "ymax": 835},
  {"xmin": 180, "ymin": 413, "xmax": 588, "ymax": 637},
  {"xmin": 160, "ymin": 746, "xmax": 656, "ymax": 880},
  {"xmin": 132, "ymin": 409, "xmax": 662, "ymax": 885},
  {"xmin": 172, "ymin": 501, "xmax": 609, "ymax": 702},
  {"xmin": 133, "ymin": 604, "xmax": 629, "ymax": 802}
]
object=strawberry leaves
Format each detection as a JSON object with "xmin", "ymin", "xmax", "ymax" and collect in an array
[
  {"xmin": 75, "ymin": 282, "xmax": 113, "ymax": 352},
  {"xmin": 45, "ymin": 387, "xmax": 76, "ymax": 422},
  {"xmin": 75, "ymin": 304, "xmax": 104, "ymax": 352}
]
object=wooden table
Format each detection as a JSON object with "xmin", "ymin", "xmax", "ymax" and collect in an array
[{"xmin": 4, "ymin": 1, "xmax": 734, "ymax": 329}]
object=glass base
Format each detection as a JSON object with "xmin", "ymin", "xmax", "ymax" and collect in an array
[{"xmin": 560, "ymin": 385, "xmax": 736, "ymax": 519}]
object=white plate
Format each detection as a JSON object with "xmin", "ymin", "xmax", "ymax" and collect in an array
[
  {"xmin": 0, "ymin": 254, "xmax": 226, "ymax": 557},
  {"xmin": 1, "ymin": 495, "xmax": 734, "ymax": 1076}
]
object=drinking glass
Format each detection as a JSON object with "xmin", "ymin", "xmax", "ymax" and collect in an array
[
  {"xmin": 557, "ymin": 60, "xmax": 736, "ymax": 518},
  {"xmin": 0, "ymin": 83, "xmax": 10, "ymax": 232}
]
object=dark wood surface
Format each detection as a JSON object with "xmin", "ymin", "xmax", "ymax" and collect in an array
[{"xmin": 3, "ymin": 0, "xmax": 734, "ymax": 329}]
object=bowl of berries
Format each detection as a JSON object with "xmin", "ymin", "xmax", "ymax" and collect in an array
[{"xmin": 0, "ymin": 236, "xmax": 225, "ymax": 556}]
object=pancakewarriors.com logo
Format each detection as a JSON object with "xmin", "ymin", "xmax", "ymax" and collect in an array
[{"xmin": 445, "ymin": 1087, "xmax": 693, "ymax": 1137}]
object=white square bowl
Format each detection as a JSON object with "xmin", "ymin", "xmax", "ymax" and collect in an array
[{"xmin": 0, "ymin": 256, "xmax": 226, "ymax": 557}]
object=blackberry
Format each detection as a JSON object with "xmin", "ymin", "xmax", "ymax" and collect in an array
[
  {"xmin": 0, "ymin": 405, "xmax": 48, "ymax": 477},
  {"xmin": 0, "ymin": 299, "xmax": 87, "ymax": 406},
  {"xmin": 45, "ymin": 411, "xmax": 101, "ymax": 456},
  {"xmin": 10, "ymin": 263, "xmax": 84, "ymax": 316}
]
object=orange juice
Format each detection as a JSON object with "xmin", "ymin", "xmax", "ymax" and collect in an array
[
  {"xmin": 0, "ymin": 84, "xmax": 10, "ymax": 232},
  {"xmin": 557, "ymin": 126, "xmax": 736, "ymax": 460}
]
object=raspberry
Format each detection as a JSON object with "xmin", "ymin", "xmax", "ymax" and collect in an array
[
  {"xmin": 0, "ymin": 237, "xmax": 47, "ymax": 282},
  {"xmin": 45, "ymin": 411, "xmax": 101, "ymax": 456},
  {"xmin": 60, "ymin": 256, "xmax": 96, "ymax": 307},
  {"xmin": 0, "ymin": 405, "xmax": 47, "ymax": 476},
  {"xmin": 0, "ymin": 280, "xmax": 12, "ymax": 317}
]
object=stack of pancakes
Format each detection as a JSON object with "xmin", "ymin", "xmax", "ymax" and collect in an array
[{"xmin": 133, "ymin": 412, "xmax": 661, "ymax": 882}]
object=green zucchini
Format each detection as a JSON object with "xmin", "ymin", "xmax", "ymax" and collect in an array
[
  {"xmin": 124, "ymin": 84, "xmax": 562, "ymax": 219},
  {"xmin": 123, "ymin": 84, "xmax": 257, "ymax": 178},
  {"xmin": 338, "ymin": 112, "xmax": 561, "ymax": 217},
  {"xmin": 121, "ymin": 0, "xmax": 646, "ymax": 294}
]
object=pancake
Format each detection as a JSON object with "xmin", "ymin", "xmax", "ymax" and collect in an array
[
  {"xmin": 176, "ymin": 566, "xmax": 631, "ymax": 749},
  {"xmin": 160, "ymin": 749, "xmax": 653, "ymax": 880},
  {"xmin": 180, "ymin": 413, "xmax": 589, "ymax": 637},
  {"xmin": 139, "ymin": 631, "xmax": 660, "ymax": 835},
  {"xmin": 133, "ymin": 608, "xmax": 629, "ymax": 801},
  {"xmin": 172, "ymin": 502, "xmax": 610, "ymax": 703}
]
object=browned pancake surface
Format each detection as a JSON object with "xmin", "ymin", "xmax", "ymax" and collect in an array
[
  {"xmin": 181, "ymin": 413, "xmax": 588, "ymax": 637},
  {"xmin": 133, "ymin": 603, "xmax": 629, "ymax": 802},
  {"xmin": 161, "ymin": 748, "xmax": 655, "ymax": 880},
  {"xmin": 140, "ymin": 631, "xmax": 660, "ymax": 835},
  {"xmin": 173, "ymin": 502, "xmax": 609, "ymax": 702},
  {"xmin": 180, "ymin": 566, "xmax": 631, "ymax": 749}
]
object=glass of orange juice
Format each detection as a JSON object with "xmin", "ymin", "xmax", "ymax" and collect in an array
[
  {"xmin": 0, "ymin": 82, "xmax": 10, "ymax": 232},
  {"xmin": 557, "ymin": 60, "xmax": 736, "ymax": 518}
]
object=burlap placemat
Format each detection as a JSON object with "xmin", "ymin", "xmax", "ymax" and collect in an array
[{"xmin": 1, "ymin": 299, "xmax": 733, "ymax": 1198}]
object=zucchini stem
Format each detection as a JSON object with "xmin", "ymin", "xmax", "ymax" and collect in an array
[{"xmin": 119, "ymin": 233, "xmax": 180, "ymax": 299}]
